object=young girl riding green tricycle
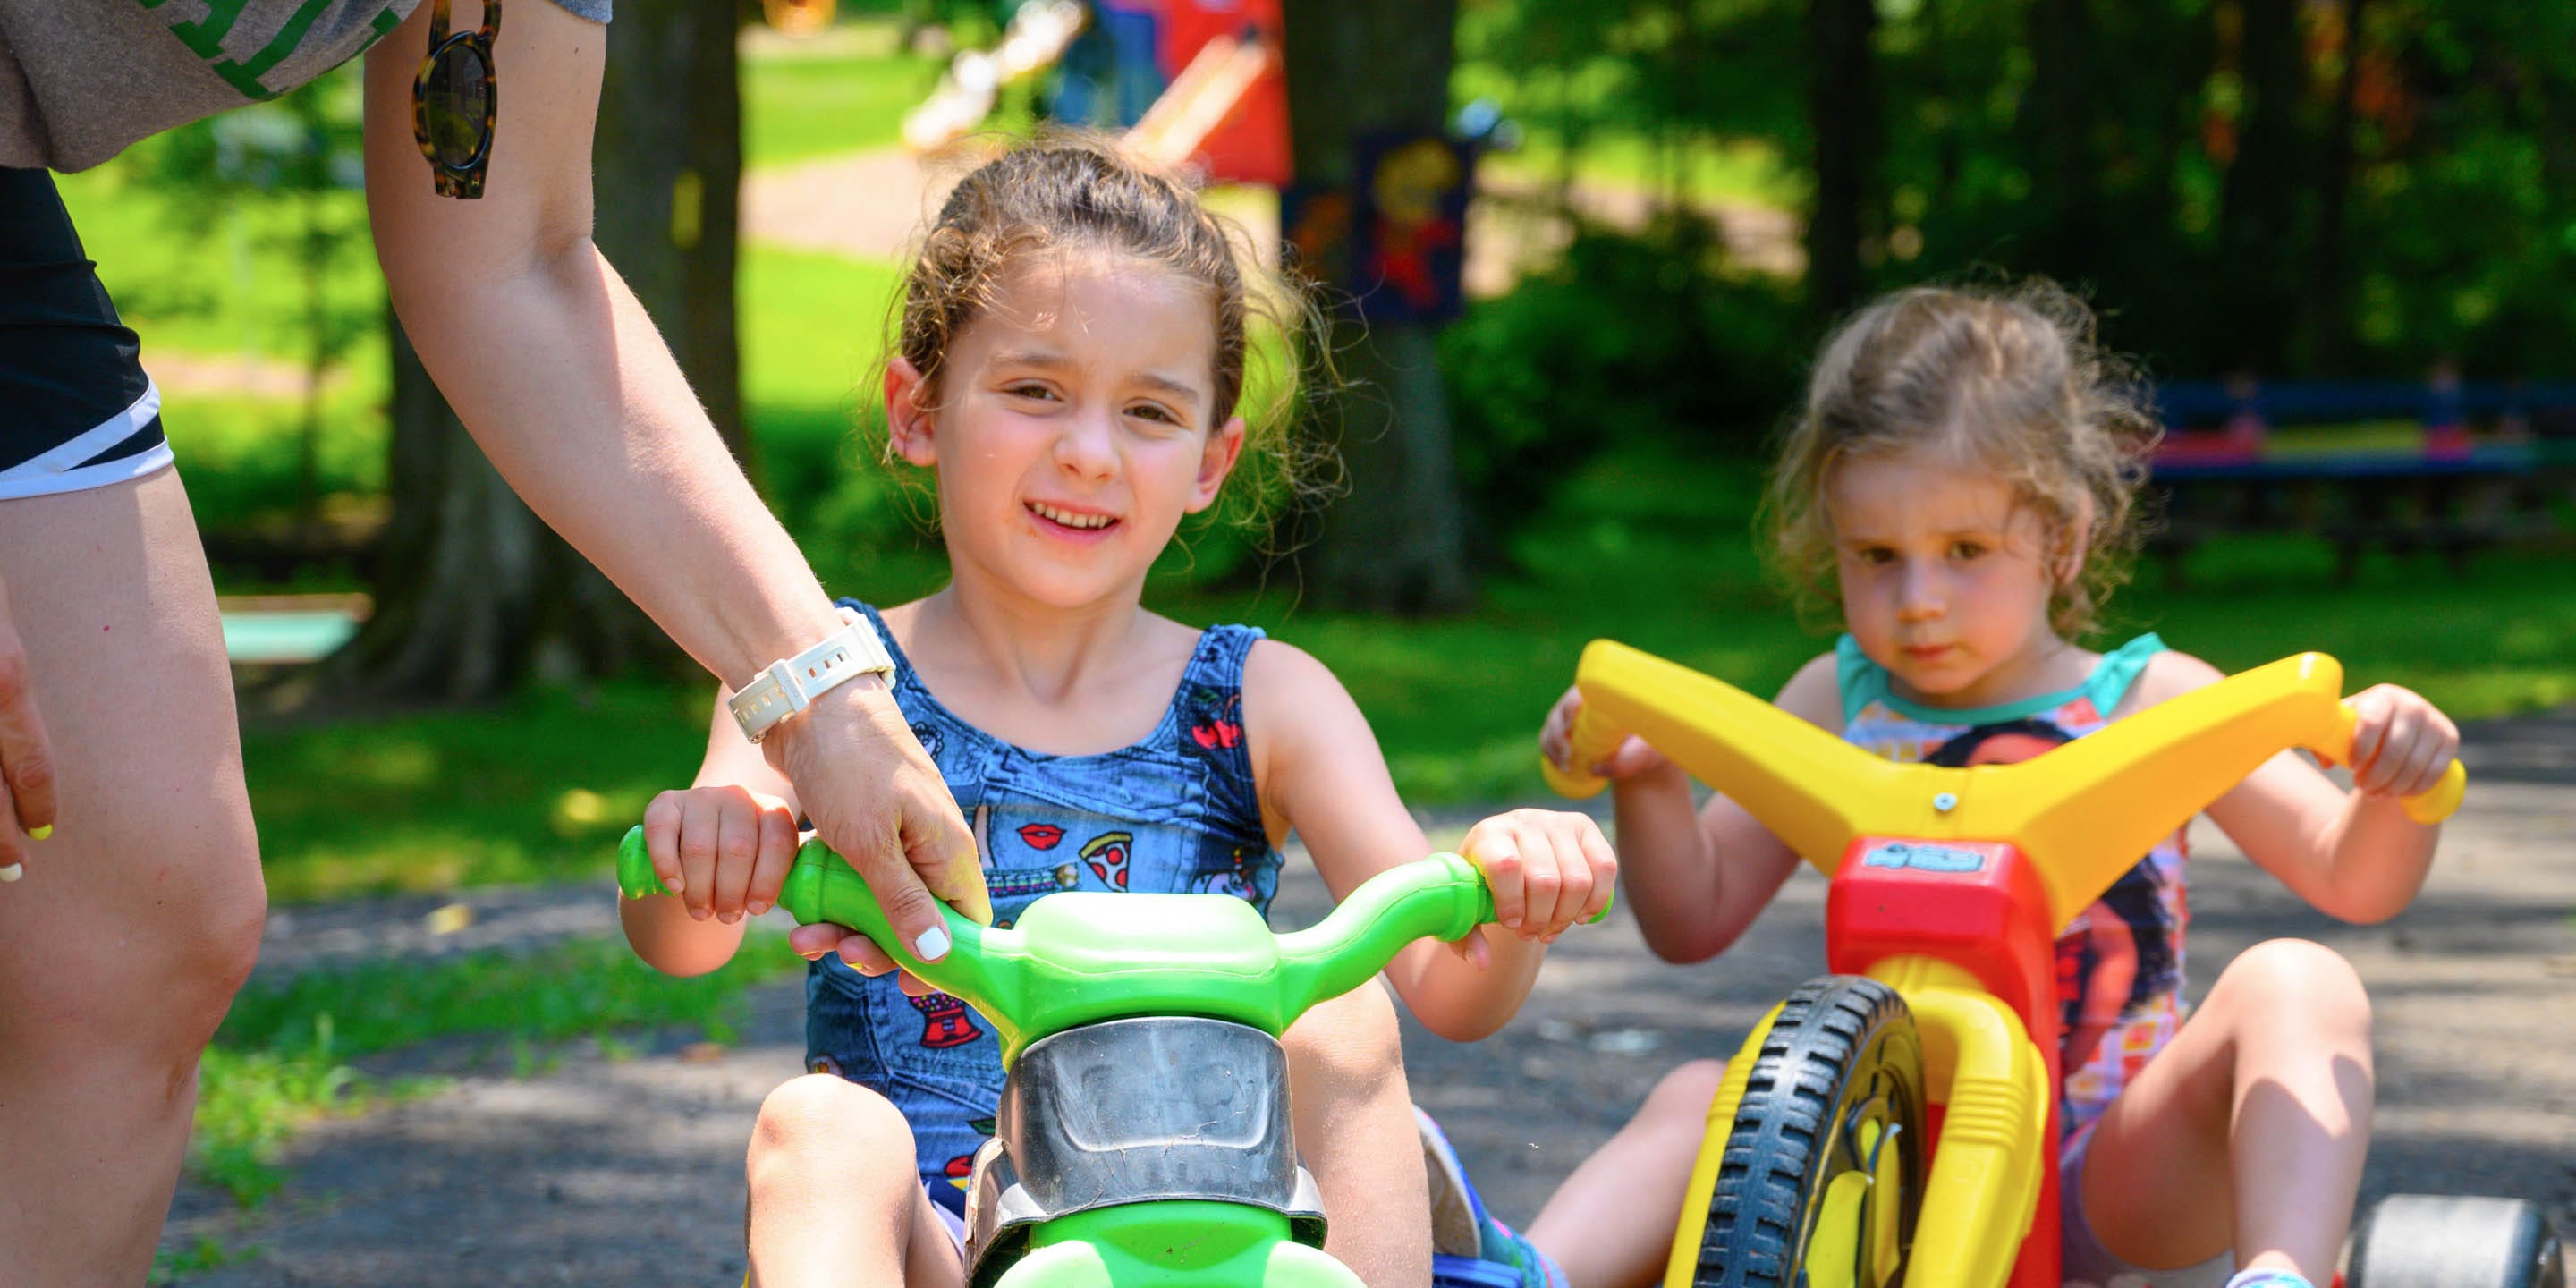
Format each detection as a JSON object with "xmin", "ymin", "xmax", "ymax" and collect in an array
[{"xmin": 616, "ymin": 134, "xmax": 1604, "ymax": 1288}]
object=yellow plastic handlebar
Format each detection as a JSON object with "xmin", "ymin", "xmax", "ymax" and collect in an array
[{"xmin": 1542, "ymin": 641, "xmax": 2466, "ymax": 931}]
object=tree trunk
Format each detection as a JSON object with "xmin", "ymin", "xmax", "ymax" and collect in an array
[
  {"xmin": 2301, "ymin": 0, "xmax": 2368, "ymax": 371},
  {"xmin": 328, "ymin": 0, "xmax": 743, "ymax": 700},
  {"xmin": 2024, "ymin": 0, "xmax": 2101, "ymax": 282},
  {"xmin": 1281, "ymin": 0, "xmax": 1474, "ymax": 614},
  {"xmin": 327, "ymin": 312, "xmax": 646, "ymax": 700},
  {"xmin": 595, "ymin": 0, "xmax": 746, "ymax": 462},
  {"xmin": 1806, "ymin": 0, "xmax": 1878, "ymax": 319},
  {"xmin": 2216, "ymin": 0, "xmax": 2308, "ymax": 371}
]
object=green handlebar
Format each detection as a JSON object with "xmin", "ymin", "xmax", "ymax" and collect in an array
[{"xmin": 615, "ymin": 828, "xmax": 1599, "ymax": 1066}]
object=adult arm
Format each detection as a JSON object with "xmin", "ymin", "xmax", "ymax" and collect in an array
[{"xmin": 360, "ymin": 3, "xmax": 986, "ymax": 949}]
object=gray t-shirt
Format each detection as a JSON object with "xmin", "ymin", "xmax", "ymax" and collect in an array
[{"xmin": 0, "ymin": 0, "xmax": 611, "ymax": 173}]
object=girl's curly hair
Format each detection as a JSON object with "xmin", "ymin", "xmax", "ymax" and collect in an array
[{"xmin": 1765, "ymin": 279, "xmax": 2165, "ymax": 638}]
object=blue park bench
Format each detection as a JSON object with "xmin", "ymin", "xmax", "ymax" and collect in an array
[{"xmin": 2146, "ymin": 377, "xmax": 2576, "ymax": 583}]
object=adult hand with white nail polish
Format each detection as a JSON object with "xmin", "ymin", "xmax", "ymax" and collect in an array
[
  {"xmin": 619, "ymin": 675, "xmax": 991, "ymax": 980},
  {"xmin": 0, "ymin": 569, "xmax": 60, "ymax": 884},
  {"xmin": 763, "ymin": 680, "xmax": 992, "ymax": 963}
]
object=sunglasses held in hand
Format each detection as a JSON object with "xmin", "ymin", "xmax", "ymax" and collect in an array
[{"xmin": 412, "ymin": 0, "xmax": 500, "ymax": 199}]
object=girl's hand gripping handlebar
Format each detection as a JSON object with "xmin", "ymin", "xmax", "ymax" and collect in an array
[{"xmin": 2321, "ymin": 702, "xmax": 2465, "ymax": 825}]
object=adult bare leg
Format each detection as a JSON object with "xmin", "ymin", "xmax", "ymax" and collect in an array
[{"xmin": 0, "ymin": 469, "xmax": 266, "ymax": 1287}]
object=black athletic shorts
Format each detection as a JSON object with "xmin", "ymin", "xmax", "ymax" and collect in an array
[{"xmin": 0, "ymin": 166, "xmax": 171, "ymax": 501}]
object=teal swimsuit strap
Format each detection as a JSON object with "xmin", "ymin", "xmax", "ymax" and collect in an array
[{"xmin": 1836, "ymin": 632, "xmax": 2168, "ymax": 727}]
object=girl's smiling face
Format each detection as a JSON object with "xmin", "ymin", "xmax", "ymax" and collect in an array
[
  {"xmin": 1827, "ymin": 446, "xmax": 2071, "ymax": 707},
  {"xmin": 886, "ymin": 250, "xmax": 1246, "ymax": 610}
]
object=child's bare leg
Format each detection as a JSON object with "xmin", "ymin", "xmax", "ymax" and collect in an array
[
  {"xmin": 1525, "ymin": 1059, "xmax": 1730, "ymax": 1288},
  {"xmin": 746, "ymin": 1074, "xmax": 964, "ymax": 1288},
  {"xmin": 1284, "ymin": 978, "xmax": 1430, "ymax": 1288},
  {"xmin": 2080, "ymin": 939, "xmax": 2374, "ymax": 1281}
]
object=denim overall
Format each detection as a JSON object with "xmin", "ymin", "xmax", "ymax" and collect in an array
[{"xmin": 805, "ymin": 601, "xmax": 1284, "ymax": 1219}]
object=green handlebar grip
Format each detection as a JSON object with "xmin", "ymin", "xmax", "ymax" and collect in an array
[
  {"xmin": 616, "ymin": 828, "xmax": 1608, "ymax": 1061},
  {"xmin": 617, "ymin": 826, "xmax": 1006, "ymax": 1011},
  {"xmin": 614, "ymin": 826, "xmax": 668, "ymax": 900}
]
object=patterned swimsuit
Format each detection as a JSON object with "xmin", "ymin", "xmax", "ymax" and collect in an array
[
  {"xmin": 804, "ymin": 601, "xmax": 1284, "ymax": 1218},
  {"xmin": 1835, "ymin": 633, "xmax": 2190, "ymax": 1137}
]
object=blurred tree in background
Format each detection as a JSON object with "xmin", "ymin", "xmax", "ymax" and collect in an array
[
  {"xmin": 1283, "ymin": 0, "xmax": 1479, "ymax": 614},
  {"xmin": 104, "ymin": 0, "xmax": 2576, "ymax": 690},
  {"xmin": 132, "ymin": 72, "xmax": 373, "ymax": 536},
  {"xmin": 1440, "ymin": 0, "xmax": 2576, "ymax": 536}
]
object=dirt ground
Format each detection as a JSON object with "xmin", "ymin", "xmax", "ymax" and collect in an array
[{"xmin": 161, "ymin": 710, "xmax": 2576, "ymax": 1285}]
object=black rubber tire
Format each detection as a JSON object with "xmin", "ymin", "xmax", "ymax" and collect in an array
[
  {"xmin": 2348, "ymin": 1196, "xmax": 2565, "ymax": 1288},
  {"xmin": 1686, "ymin": 975, "xmax": 1928, "ymax": 1288}
]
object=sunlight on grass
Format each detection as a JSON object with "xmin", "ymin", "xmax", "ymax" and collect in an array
[
  {"xmin": 246, "ymin": 682, "xmax": 713, "ymax": 902},
  {"xmin": 744, "ymin": 31, "xmax": 943, "ymax": 167},
  {"xmin": 194, "ymin": 932, "xmax": 800, "ymax": 1206}
]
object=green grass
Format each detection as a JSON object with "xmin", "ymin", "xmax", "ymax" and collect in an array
[
  {"xmin": 54, "ymin": 163, "xmax": 384, "ymax": 362},
  {"xmin": 743, "ymin": 30, "xmax": 946, "ymax": 167},
  {"xmin": 152, "ymin": 1236, "xmax": 259, "ymax": 1285},
  {"xmin": 245, "ymin": 682, "xmax": 716, "ymax": 902},
  {"xmin": 191, "ymin": 931, "xmax": 799, "ymax": 1206},
  {"xmin": 1480, "ymin": 131, "xmax": 1801, "ymax": 210}
]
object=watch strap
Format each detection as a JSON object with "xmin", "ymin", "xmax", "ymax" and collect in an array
[{"xmin": 727, "ymin": 609, "xmax": 896, "ymax": 743}]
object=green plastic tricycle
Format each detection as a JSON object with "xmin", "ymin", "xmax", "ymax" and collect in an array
[{"xmin": 617, "ymin": 829, "xmax": 1529, "ymax": 1287}]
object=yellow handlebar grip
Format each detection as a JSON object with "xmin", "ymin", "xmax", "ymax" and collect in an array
[
  {"xmin": 1542, "ymin": 701, "xmax": 1620, "ymax": 800},
  {"xmin": 2326, "ymin": 703, "xmax": 2469, "ymax": 825},
  {"xmin": 1540, "ymin": 755, "xmax": 1608, "ymax": 800}
]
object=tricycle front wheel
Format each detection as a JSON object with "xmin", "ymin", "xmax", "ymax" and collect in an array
[{"xmin": 1681, "ymin": 975, "xmax": 1926, "ymax": 1288}]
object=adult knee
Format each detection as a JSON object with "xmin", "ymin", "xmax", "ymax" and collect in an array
[
  {"xmin": 750, "ymin": 1074, "xmax": 914, "ymax": 1196},
  {"xmin": 20, "ymin": 791, "xmax": 265, "ymax": 1060},
  {"xmin": 157, "ymin": 788, "xmax": 267, "ymax": 1051},
  {"xmin": 2224, "ymin": 938, "xmax": 2372, "ymax": 1041}
]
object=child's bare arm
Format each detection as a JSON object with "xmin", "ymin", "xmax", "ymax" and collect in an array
[
  {"xmin": 1245, "ymin": 641, "xmax": 1607, "ymax": 1043},
  {"xmin": 2142, "ymin": 653, "xmax": 2453, "ymax": 924},
  {"xmin": 1540, "ymin": 655, "xmax": 1833, "ymax": 962},
  {"xmin": 619, "ymin": 689, "xmax": 804, "ymax": 977}
]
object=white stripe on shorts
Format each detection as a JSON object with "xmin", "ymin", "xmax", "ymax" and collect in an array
[{"xmin": 0, "ymin": 380, "xmax": 174, "ymax": 502}]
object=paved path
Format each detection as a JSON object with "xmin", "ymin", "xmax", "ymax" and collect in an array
[
  {"xmin": 739, "ymin": 144, "xmax": 1802, "ymax": 293},
  {"xmin": 163, "ymin": 713, "xmax": 2576, "ymax": 1284}
]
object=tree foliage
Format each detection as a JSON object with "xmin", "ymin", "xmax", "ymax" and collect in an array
[{"xmin": 1459, "ymin": 0, "xmax": 2576, "ymax": 379}]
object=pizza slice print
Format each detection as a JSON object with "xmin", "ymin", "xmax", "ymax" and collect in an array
[
  {"xmin": 944, "ymin": 1116, "xmax": 1000, "ymax": 1191},
  {"xmin": 1080, "ymin": 831, "xmax": 1134, "ymax": 890}
]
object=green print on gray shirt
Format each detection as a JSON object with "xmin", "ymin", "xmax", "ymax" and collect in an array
[
  {"xmin": 0, "ymin": 0, "xmax": 605, "ymax": 172},
  {"xmin": 140, "ymin": 0, "xmax": 406, "ymax": 101}
]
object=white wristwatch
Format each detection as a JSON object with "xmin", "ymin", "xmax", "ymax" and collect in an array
[{"xmin": 727, "ymin": 608, "xmax": 896, "ymax": 743}]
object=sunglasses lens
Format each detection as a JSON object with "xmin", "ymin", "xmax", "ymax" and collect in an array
[{"xmin": 421, "ymin": 45, "xmax": 491, "ymax": 167}]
